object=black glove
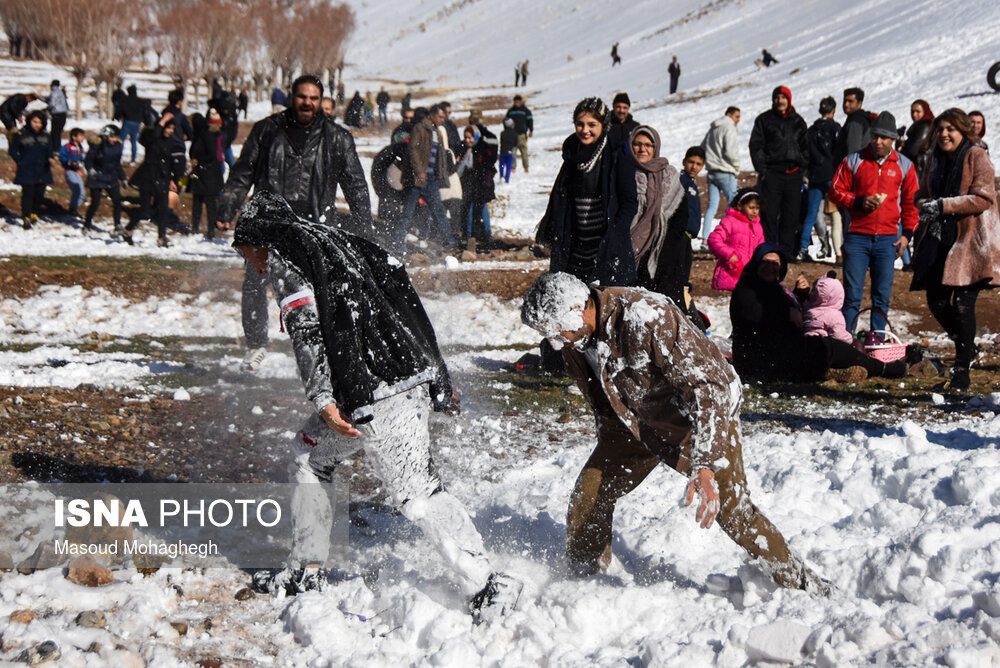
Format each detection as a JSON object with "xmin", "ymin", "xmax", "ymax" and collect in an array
[{"xmin": 919, "ymin": 198, "xmax": 942, "ymax": 217}]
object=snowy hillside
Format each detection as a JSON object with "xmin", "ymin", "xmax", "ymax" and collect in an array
[{"xmin": 348, "ymin": 0, "xmax": 1000, "ymax": 236}]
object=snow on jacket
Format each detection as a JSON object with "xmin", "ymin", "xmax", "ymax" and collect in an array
[
  {"xmin": 802, "ymin": 276, "xmax": 853, "ymax": 343},
  {"xmin": 562, "ymin": 286, "xmax": 742, "ymax": 473},
  {"xmin": 233, "ymin": 191, "xmax": 453, "ymax": 419},
  {"xmin": 218, "ymin": 110, "xmax": 373, "ymax": 239},
  {"xmin": 84, "ymin": 139, "xmax": 126, "ymax": 189},
  {"xmin": 749, "ymin": 107, "xmax": 807, "ymax": 174},
  {"xmin": 10, "ymin": 126, "xmax": 53, "ymax": 185},
  {"xmin": 701, "ymin": 115, "xmax": 740, "ymax": 175},
  {"xmin": 804, "ymin": 117, "xmax": 841, "ymax": 185},
  {"xmin": 911, "ymin": 144, "xmax": 1000, "ymax": 289},
  {"xmin": 829, "ymin": 145, "xmax": 919, "ymax": 236},
  {"xmin": 707, "ymin": 207, "xmax": 764, "ymax": 291}
]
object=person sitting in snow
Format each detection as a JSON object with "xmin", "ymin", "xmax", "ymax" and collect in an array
[
  {"xmin": 801, "ymin": 271, "xmax": 854, "ymax": 345},
  {"xmin": 235, "ymin": 191, "xmax": 520, "ymax": 623},
  {"xmin": 520, "ymin": 271, "xmax": 830, "ymax": 594}
]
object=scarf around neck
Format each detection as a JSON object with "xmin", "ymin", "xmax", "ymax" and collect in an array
[{"xmin": 628, "ymin": 125, "xmax": 683, "ymax": 275}]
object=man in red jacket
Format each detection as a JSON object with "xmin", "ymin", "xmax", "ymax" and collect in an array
[{"xmin": 829, "ymin": 111, "xmax": 918, "ymax": 334}]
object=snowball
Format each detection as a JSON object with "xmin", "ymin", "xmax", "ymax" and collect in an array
[
  {"xmin": 172, "ymin": 389, "xmax": 191, "ymax": 401},
  {"xmin": 444, "ymin": 256, "xmax": 460, "ymax": 269}
]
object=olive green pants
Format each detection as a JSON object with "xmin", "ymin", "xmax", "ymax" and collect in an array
[{"xmin": 566, "ymin": 414, "xmax": 819, "ymax": 590}]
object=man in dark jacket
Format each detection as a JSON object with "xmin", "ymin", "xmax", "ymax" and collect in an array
[
  {"xmin": 125, "ymin": 113, "xmax": 185, "ymax": 247},
  {"xmin": 216, "ymin": 74, "xmax": 372, "ymax": 372},
  {"xmin": 607, "ymin": 92, "xmax": 639, "ymax": 147},
  {"xmin": 835, "ymin": 88, "xmax": 873, "ymax": 164},
  {"xmin": 399, "ymin": 104, "xmax": 455, "ymax": 250},
  {"xmin": 668, "ymin": 56, "xmax": 681, "ymax": 94},
  {"xmin": 520, "ymin": 271, "xmax": 828, "ymax": 594},
  {"xmin": 117, "ymin": 85, "xmax": 147, "ymax": 163},
  {"xmin": 0, "ymin": 92, "xmax": 37, "ymax": 139},
  {"xmin": 376, "ymin": 87, "xmax": 390, "ymax": 126},
  {"xmin": 344, "ymin": 92, "xmax": 364, "ymax": 127},
  {"xmin": 84, "ymin": 124, "xmax": 127, "ymax": 235},
  {"xmin": 797, "ymin": 96, "xmax": 841, "ymax": 261},
  {"xmin": 234, "ymin": 192, "xmax": 520, "ymax": 622},
  {"xmin": 748, "ymin": 85, "xmax": 808, "ymax": 256},
  {"xmin": 162, "ymin": 88, "xmax": 193, "ymax": 171},
  {"xmin": 504, "ymin": 95, "xmax": 533, "ymax": 172}
]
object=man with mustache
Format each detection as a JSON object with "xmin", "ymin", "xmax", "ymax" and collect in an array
[{"xmin": 216, "ymin": 74, "xmax": 372, "ymax": 373}]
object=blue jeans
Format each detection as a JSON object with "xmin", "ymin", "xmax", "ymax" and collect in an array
[
  {"xmin": 800, "ymin": 181, "xmax": 830, "ymax": 252},
  {"xmin": 224, "ymin": 146, "xmax": 235, "ymax": 167},
  {"xmin": 401, "ymin": 180, "xmax": 453, "ymax": 248},
  {"xmin": 702, "ymin": 170, "xmax": 737, "ymax": 238},
  {"xmin": 378, "ymin": 107, "xmax": 388, "ymax": 125},
  {"xmin": 499, "ymin": 153, "xmax": 514, "ymax": 182},
  {"xmin": 465, "ymin": 202, "xmax": 491, "ymax": 237},
  {"xmin": 120, "ymin": 120, "xmax": 140, "ymax": 162},
  {"xmin": 64, "ymin": 169, "xmax": 85, "ymax": 210},
  {"xmin": 841, "ymin": 232, "xmax": 897, "ymax": 333}
]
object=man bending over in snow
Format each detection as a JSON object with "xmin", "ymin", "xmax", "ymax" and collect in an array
[
  {"xmin": 236, "ymin": 191, "xmax": 519, "ymax": 622},
  {"xmin": 521, "ymin": 272, "xmax": 828, "ymax": 593}
]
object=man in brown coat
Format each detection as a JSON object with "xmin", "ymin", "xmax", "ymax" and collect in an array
[
  {"xmin": 399, "ymin": 104, "xmax": 455, "ymax": 249},
  {"xmin": 520, "ymin": 272, "xmax": 827, "ymax": 593}
]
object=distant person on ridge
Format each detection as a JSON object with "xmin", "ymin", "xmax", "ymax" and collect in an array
[
  {"xmin": 611, "ymin": 42, "xmax": 621, "ymax": 67},
  {"xmin": 668, "ymin": 56, "xmax": 681, "ymax": 94}
]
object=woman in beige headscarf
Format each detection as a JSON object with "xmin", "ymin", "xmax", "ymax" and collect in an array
[{"xmin": 629, "ymin": 125, "xmax": 690, "ymax": 307}]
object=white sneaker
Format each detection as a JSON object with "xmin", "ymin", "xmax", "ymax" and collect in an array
[{"xmin": 241, "ymin": 347, "xmax": 267, "ymax": 372}]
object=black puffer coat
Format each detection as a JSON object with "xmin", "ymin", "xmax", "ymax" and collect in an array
[
  {"xmin": 749, "ymin": 108, "xmax": 808, "ymax": 174},
  {"xmin": 130, "ymin": 124, "xmax": 184, "ymax": 192},
  {"xmin": 189, "ymin": 127, "xmax": 226, "ymax": 196},
  {"xmin": 219, "ymin": 111, "xmax": 372, "ymax": 239},
  {"xmin": 233, "ymin": 191, "xmax": 454, "ymax": 416},
  {"xmin": 84, "ymin": 139, "xmax": 126, "ymax": 189},
  {"xmin": 804, "ymin": 117, "xmax": 841, "ymax": 184}
]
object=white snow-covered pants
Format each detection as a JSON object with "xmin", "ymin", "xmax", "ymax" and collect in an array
[{"xmin": 288, "ymin": 384, "xmax": 493, "ymax": 595}]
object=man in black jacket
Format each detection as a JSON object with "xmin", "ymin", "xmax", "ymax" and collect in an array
[
  {"xmin": 216, "ymin": 74, "xmax": 372, "ymax": 372},
  {"xmin": 797, "ymin": 96, "xmax": 841, "ymax": 261},
  {"xmin": 835, "ymin": 87, "xmax": 873, "ymax": 164},
  {"xmin": 607, "ymin": 92, "xmax": 639, "ymax": 147},
  {"xmin": 0, "ymin": 92, "xmax": 37, "ymax": 139},
  {"xmin": 235, "ymin": 192, "xmax": 521, "ymax": 622},
  {"xmin": 124, "ymin": 113, "xmax": 185, "ymax": 247},
  {"xmin": 117, "ymin": 85, "xmax": 146, "ymax": 163},
  {"xmin": 748, "ymin": 85, "xmax": 807, "ymax": 256},
  {"xmin": 504, "ymin": 95, "xmax": 533, "ymax": 172}
]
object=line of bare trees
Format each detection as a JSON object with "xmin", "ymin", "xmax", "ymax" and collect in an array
[{"xmin": 0, "ymin": 0, "xmax": 354, "ymax": 119}]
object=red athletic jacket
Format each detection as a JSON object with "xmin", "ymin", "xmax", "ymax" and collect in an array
[{"xmin": 829, "ymin": 146, "xmax": 919, "ymax": 236}]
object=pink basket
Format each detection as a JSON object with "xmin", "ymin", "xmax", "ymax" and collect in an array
[{"xmin": 850, "ymin": 308, "xmax": 907, "ymax": 363}]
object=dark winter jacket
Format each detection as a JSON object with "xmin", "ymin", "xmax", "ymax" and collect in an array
[
  {"xmin": 804, "ymin": 117, "xmax": 841, "ymax": 184},
  {"xmin": 900, "ymin": 119, "xmax": 933, "ymax": 174},
  {"xmin": 344, "ymin": 94, "xmax": 364, "ymax": 127},
  {"xmin": 729, "ymin": 243, "xmax": 829, "ymax": 382},
  {"xmin": 84, "ymin": 139, "xmax": 127, "ymax": 189},
  {"xmin": 189, "ymin": 128, "xmax": 226, "ymax": 196},
  {"xmin": 162, "ymin": 103, "xmax": 193, "ymax": 143},
  {"xmin": 563, "ymin": 285, "xmax": 741, "ymax": 473},
  {"xmin": 835, "ymin": 108, "xmax": 874, "ymax": 164},
  {"xmin": 271, "ymin": 88, "xmax": 286, "ymax": 106},
  {"xmin": 131, "ymin": 124, "xmax": 185, "ymax": 192},
  {"xmin": 456, "ymin": 128, "xmax": 498, "ymax": 205},
  {"xmin": 679, "ymin": 171, "xmax": 701, "ymax": 236},
  {"xmin": 10, "ymin": 126, "xmax": 53, "ymax": 185},
  {"xmin": 749, "ymin": 107, "xmax": 807, "ymax": 174},
  {"xmin": 538, "ymin": 135, "xmax": 638, "ymax": 286},
  {"xmin": 504, "ymin": 104, "xmax": 533, "ymax": 134},
  {"xmin": 0, "ymin": 94, "xmax": 29, "ymax": 128},
  {"xmin": 608, "ymin": 115, "xmax": 639, "ymax": 147},
  {"xmin": 233, "ymin": 191, "xmax": 454, "ymax": 418},
  {"xmin": 218, "ymin": 110, "xmax": 373, "ymax": 239},
  {"xmin": 119, "ymin": 93, "xmax": 145, "ymax": 123},
  {"xmin": 500, "ymin": 127, "xmax": 518, "ymax": 153},
  {"xmin": 376, "ymin": 91, "xmax": 390, "ymax": 108},
  {"xmin": 208, "ymin": 94, "xmax": 239, "ymax": 147}
]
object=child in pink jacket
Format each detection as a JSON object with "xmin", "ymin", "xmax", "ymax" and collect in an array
[
  {"xmin": 707, "ymin": 188, "xmax": 765, "ymax": 291},
  {"xmin": 802, "ymin": 272, "xmax": 854, "ymax": 344}
]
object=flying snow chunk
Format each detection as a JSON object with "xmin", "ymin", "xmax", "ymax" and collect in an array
[
  {"xmin": 252, "ymin": 406, "xmax": 264, "ymax": 415},
  {"xmin": 173, "ymin": 389, "xmax": 191, "ymax": 401},
  {"xmin": 746, "ymin": 621, "xmax": 811, "ymax": 663},
  {"xmin": 444, "ymin": 256, "xmax": 461, "ymax": 270},
  {"xmin": 931, "ymin": 393, "xmax": 946, "ymax": 405}
]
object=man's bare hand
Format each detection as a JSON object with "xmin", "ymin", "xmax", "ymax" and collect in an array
[
  {"xmin": 684, "ymin": 468, "xmax": 721, "ymax": 529},
  {"xmin": 320, "ymin": 403, "xmax": 361, "ymax": 437},
  {"xmin": 215, "ymin": 220, "xmax": 231, "ymax": 231},
  {"xmin": 859, "ymin": 196, "xmax": 880, "ymax": 212},
  {"xmin": 235, "ymin": 243, "xmax": 269, "ymax": 274},
  {"xmin": 794, "ymin": 273, "xmax": 810, "ymax": 291},
  {"xmin": 893, "ymin": 235, "xmax": 908, "ymax": 259}
]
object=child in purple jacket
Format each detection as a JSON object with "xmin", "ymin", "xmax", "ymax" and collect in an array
[{"xmin": 707, "ymin": 188, "xmax": 765, "ymax": 291}]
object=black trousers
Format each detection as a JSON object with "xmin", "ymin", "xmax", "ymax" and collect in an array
[
  {"xmin": 128, "ymin": 188, "xmax": 170, "ymax": 240},
  {"xmin": 85, "ymin": 186, "xmax": 122, "ymax": 228},
  {"xmin": 191, "ymin": 194, "xmax": 219, "ymax": 238},
  {"xmin": 760, "ymin": 170, "xmax": 803, "ymax": 256},
  {"xmin": 20, "ymin": 183, "xmax": 45, "ymax": 218},
  {"xmin": 50, "ymin": 112, "xmax": 67, "ymax": 152},
  {"xmin": 927, "ymin": 282, "xmax": 984, "ymax": 369}
]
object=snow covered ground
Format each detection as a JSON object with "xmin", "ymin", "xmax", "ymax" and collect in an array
[{"xmin": 2, "ymin": 0, "xmax": 1000, "ymax": 665}]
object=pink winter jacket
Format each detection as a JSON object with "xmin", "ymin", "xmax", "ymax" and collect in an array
[
  {"xmin": 707, "ymin": 208, "xmax": 765, "ymax": 291},
  {"xmin": 802, "ymin": 276, "xmax": 853, "ymax": 344}
]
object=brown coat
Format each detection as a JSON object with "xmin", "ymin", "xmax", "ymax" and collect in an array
[
  {"xmin": 563, "ymin": 286, "xmax": 741, "ymax": 473},
  {"xmin": 408, "ymin": 118, "xmax": 449, "ymax": 189},
  {"xmin": 915, "ymin": 145, "xmax": 1000, "ymax": 287}
]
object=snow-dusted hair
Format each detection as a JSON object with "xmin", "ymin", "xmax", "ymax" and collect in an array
[{"xmin": 521, "ymin": 272, "xmax": 591, "ymax": 338}]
